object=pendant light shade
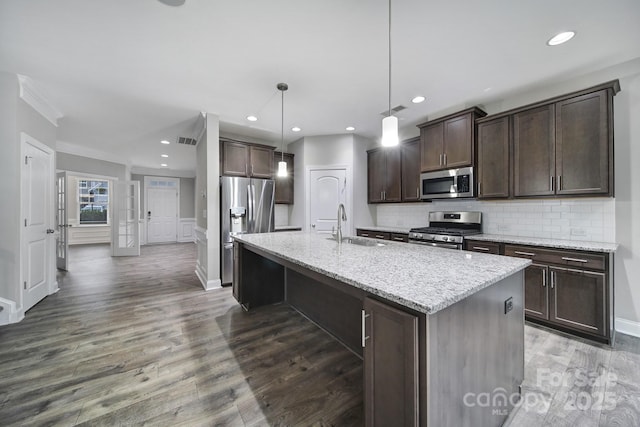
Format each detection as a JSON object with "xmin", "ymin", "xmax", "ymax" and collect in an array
[
  {"xmin": 381, "ymin": 0, "xmax": 399, "ymax": 147},
  {"xmin": 277, "ymin": 160, "xmax": 287, "ymax": 177},
  {"xmin": 277, "ymin": 83, "xmax": 288, "ymax": 178},
  {"xmin": 381, "ymin": 115, "xmax": 399, "ymax": 147}
]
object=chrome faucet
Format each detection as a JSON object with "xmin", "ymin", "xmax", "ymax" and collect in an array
[{"xmin": 336, "ymin": 203, "xmax": 347, "ymax": 243}]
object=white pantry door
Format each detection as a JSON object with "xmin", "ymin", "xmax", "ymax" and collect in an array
[
  {"xmin": 308, "ymin": 168, "xmax": 348, "ymax": 234},
  {"xmin": 21, "ymin": 134, "xmax": 55, "ymax": 312},
  {"xmin": 111, "ymin": 181, "xmax": 140, "ymax": 256}
]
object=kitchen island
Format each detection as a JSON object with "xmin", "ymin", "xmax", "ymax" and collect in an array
[{"xmin": 233, "ymin": 231, "xmax": 531, "ymax": 426}]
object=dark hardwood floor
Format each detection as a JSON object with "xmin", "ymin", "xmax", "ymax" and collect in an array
[{"xmin": 0, "ymin": 243, "xmax": 638, "ymax": 426}]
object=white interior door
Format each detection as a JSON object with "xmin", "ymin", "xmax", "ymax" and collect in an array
[
  {"xmin": 309, "ymin": 168, "xmax": 348, "ymax": 234},
  {"xmin": 111, "ymin": 181, "xmax": 140, "ymax": 256},
  {"xmin": 56, "ymin": 171, "xmax": 69, "ymax": 270},
  {"xmin": 147, "ymin": 187, "xmax": 178, "ymax": 244},
  {"xmin": 21, "ymin": 134, "xmax": 55, "ymax": 312}
]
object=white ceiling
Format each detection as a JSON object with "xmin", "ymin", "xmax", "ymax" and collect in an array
[{"xmin": 1, "ymin": 0, "xmax": 639, "ymax": 173}]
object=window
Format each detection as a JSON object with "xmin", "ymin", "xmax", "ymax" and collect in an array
[{"xmin": 79, "ymin": 179, "xmax": 109, "ymax": 225}]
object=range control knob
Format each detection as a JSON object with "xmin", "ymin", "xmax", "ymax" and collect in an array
[{"xmin": 442, "ymin": 236, "xmax": 449, "ymax": 242}]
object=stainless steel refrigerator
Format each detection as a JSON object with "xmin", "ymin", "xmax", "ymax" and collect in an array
[{"xmin": 220, "ymin": 176, "xmax": 275, "ymax": 285}]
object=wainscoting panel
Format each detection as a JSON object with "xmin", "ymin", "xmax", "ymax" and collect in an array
[
  {"xmin": 178, "ymin": 218, "xmax": 196, "ymax": 243},
  {"xmin": 68, "ymin": 226, "xmax": 111, "ymax": 245},
  {"xmin": 195, "ymin": 226, "xmax": 208, "ymax": 288}
]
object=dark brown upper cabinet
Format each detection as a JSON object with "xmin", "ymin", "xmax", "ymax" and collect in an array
[
  {"xmin": 400, "ymin": 137, "xmax": 421, "ymax": 201},
  {"xmin": 273, "ymin": 152, "xmax": 294, "ymax": 204},
  {"xmin": 221, "ymin": 139, "xmax": 274, "ymax": 178},
  {"xmin": 367, "ymin": 147, "xmax": 401, "ymax": 203},
  {"xmin": 477, "ymin": 116, "xmax": 510, "ymax": 199},
  {"xmin": 555, "ymin": 90, "xmax": 611, "ymax": 195},
  {"xmin": 479, "ymin": 80, "xmax": 619, "ymax": 200},
  {"xmin": 513, "ymin": 104, "xmax": 556, "ymax": 197},
  {"xmin": 417, "ymin": 107, "xmax": 487, "ymax": 172}
]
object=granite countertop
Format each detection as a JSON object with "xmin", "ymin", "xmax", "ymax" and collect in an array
[
  {"xmin": 234, "ymin": 232, "xmax": 530, "ymax": 315},
  {"xmin": 356, "ymin": 225, "xmax": 412, "ymax": 234},
  {"xmin": 467, "ymin": 234, "xmax": 618, "ymax": 253}
]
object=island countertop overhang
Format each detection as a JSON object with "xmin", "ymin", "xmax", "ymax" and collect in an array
[{"xmin": 234, "ymin": 231, "xmax": 531, "ymax": 314}]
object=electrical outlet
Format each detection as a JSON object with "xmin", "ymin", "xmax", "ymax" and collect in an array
[{"xmin": 504, "ymin": 297, "xmax": 513, "ymax": 314}]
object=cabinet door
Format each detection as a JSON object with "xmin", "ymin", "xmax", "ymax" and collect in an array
[
  {"xmin": 477, "ymin": 117, "xmax": 510, "ymax": 198},
  {"xmin": 384, "ymin": 148, "xmax": 402, "ymax": 202},
  {"xmin": 513, "ymin": 105, "xmax": 555, "ymax": 197},
  {"xmin": 274, "ymin": 152, "xmax": 294, "ymax": 204},
  {"xmin": 249, "ymin": 146, "xmax": 274, "ymax": 178},
  {"xmin": 368, "ymin": 149, "xmax": 385, "ymax": 203},
  {"xmin": 364, "ymin": 297, "xmax": 419, "ymax": 427},
  {"xmin": 401, "ymin": 139, "xmax": 421, "ymax": 201},
  {"xmin": 555, "ymin": 90, "xmax": 610, "ymax": 195},
  {"xmin": 443, "ymin": 113, "xmax": 473, "ymax": 168},
  {"xmin": 420, "ymin": 122, "xmax": 444, "ymax": 172},
  {"xmin": 222, "ymin": 141, "xmax": 249, "ymax": 177},
  {"xmin": 524, "ymin": 264, "xmax": 549, "ymax": 321},
  {"xmin": 550, "ymin": 267, "xmax": 606, "ymax": 337}
]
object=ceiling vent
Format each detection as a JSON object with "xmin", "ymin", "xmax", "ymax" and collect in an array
[
  {"xmin": 177, "ymin": 136, "xmax": 197, "ymax": 146},
  {"xmin": 380, "ymin": 105, "xmax": 407, "ymax": 116}
]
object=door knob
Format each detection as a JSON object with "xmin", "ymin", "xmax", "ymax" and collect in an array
[
  {"xmin": 46, "ymin": 229, "xmax": 55, "ymax": 234},
  {"xmin": 311, "ymin": 224, "xmax": 316, "ymax": 228}
]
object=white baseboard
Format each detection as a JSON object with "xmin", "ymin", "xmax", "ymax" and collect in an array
[
  {"xmin": 195, "ymin": 267, "xmax": 222, "ymax": 291},
  {"xmin": 0, "ymin": 298, "xmax": 24, "ymax": 326},
  {"xmin": 615, "ymin": 317, "xmax": 640, "ymax": 338}
]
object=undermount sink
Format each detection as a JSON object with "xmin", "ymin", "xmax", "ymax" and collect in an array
[{"xmin": 326, "ymin": 236, "xmax": 386, "ymax": 247}]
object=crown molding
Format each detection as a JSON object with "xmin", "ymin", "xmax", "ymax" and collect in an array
[
  {"xmin": 56, "ymin": 140, "xmax": 129, "ymax": 166},
  {"xmin": 130, "ymin": 166, "xmax": 196, "ymax": 178},
  {"xmin": 17, "ymin": 74, "xmax": 63, "ymax": 127}
]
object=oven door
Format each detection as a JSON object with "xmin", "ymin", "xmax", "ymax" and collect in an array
[
  {"xmin": 408, "ymin": 240, "xmax": 462, "ymax": 250},
  {"xmin": 420, "ymin": 167, "xmax": 474, "ymax": 200}
]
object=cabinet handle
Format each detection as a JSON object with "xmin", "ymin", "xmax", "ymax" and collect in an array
[
  {"xmin": 361, "ymin": 232, "xmax": 369, "ymax": 237},
  {"xmin": 380, "ymin": 191, "xmax": 383, "ymax": 200},
  {"xmin": 561, "ymin": 256, "xmax": 588, "ymax": 263},
  {"xmin": 361, "ymin": 310, "xmax": 370, "ymax": 348},
  {"xmin": 558, "ymin": 175, "xmax": 562, "ymax": 191},
  {"xmin": 252, "ymin": 164, "xmax": 254, "ymax": 176},
  {"xmin": 514, "ymin": 251, "xmax": 536, "ymax": 257},
  {"xmin": 550, "ymin": 176, "xmax": 554, "ymax": 192},
  {"xmin": 416, "ymin": 187, "xmax": 419, "ymax": 199},
  {"xmin": 473, "ymin": 246, "xmax": 490, "ymax": 251},
  {"xmin": 393, "ymin": 236, "xmax": 405, "ymax": 241},
  {"xmin": 246, "ymin": 164, "xmax": 249, "ymax": 176},
  {"xmin": 383, "ymin": 191, "xmax": 386, "ymax": 200},
  {"xmin": 550, "ymin": 271, "xmax": 555, "ymax": 289},
  {"xmin": 375, "ymin": 234, "xmax": 386, "ymax": 239},
  {"xmin": 443, "ymin": 153, "xmax": 447, "ymax": 165},
  {"xmin": 478, "ymin": 182, "xmax": 481, "ymax": 196},
  {"xmin": 542, "ymin": 271, "xmax": 547, "ymax": 287},
  {"xmin": 439, "ymin": 154, "xmax": 443, "ymax": 166}
]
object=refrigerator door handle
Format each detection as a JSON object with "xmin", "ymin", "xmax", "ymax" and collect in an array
[
  {"xmin": 246, "ymin": 185, "xmax": 252, "ymax": 232},
  {"xmin": 249, "ymin": 184, "xmax": 256, "ymax": 232}
]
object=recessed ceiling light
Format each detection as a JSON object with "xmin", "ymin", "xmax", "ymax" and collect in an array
[
  {"xmin": 161, "ymin": 163, "xmax": 168, "ymax": 167},
  {"xmin": 161, "ymin": 154, "xmax": 169, "ymax": 158},
  {"xmin": 483, "ymin": 87, "xmax": 492, "ymax": 93},
  {"xmin": 547, "ymin": 31, "xmax": 575, "ymax": 46},
  {"xmin": 291, "ymin": 127, "xmax": 301, "ymax": 132},
  {"xmin": 161, "ymin": 140, "xmax": 170, "ymax": 145},
  {"xmin": 411, "ymin": 96, "xmax": 426, "ymax": 104},
  {"xmin": 346, "ymin": 126, "xmax": 356, "ymax": 131},
  {"xmin": 247, "ymin": 115, "xmax": 258, "ymax": 122}
]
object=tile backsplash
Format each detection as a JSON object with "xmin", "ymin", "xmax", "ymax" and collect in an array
[
  {"xmin": 376, "ymin": 198, "xmax": 616, "ymax": 243},
  {"xmin": 275, "ymin": 204, "xmax": 290, "ymax": 227}
]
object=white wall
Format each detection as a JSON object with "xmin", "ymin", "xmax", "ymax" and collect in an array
[
  {"xmin": 289, "ymin": 134, "xmax": 375, "ymax": 235},
  {"xmin": 376, "ymin": 58, "xmax": 640, "ymax": 330},
  {"xmin": 0, "ymin": 72, "xmax": 57, "ymax": 323}
]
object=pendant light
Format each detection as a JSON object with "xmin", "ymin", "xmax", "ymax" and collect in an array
[
  {"xmin": 381, "ymin": 0, "xmax": 399, "ymax": 147},
  {"xmin": 277, "ymin": 83, "xmax": 288, "ymax": 177}
]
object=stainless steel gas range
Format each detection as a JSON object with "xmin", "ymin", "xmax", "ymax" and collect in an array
[{"xmin": 408, "ymin": 211, "xmax": 482, "ymax": 250}]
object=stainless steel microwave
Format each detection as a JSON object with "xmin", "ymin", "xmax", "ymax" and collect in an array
[{"xmin": 420, "ymin": 166, "xmax": 474, "ymax": 200}]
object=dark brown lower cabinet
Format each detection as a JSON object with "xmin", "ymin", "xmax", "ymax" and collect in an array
[
  {"xmin": 550, "ymin": 267, "xmax": 606, "ymax": 337},
  {"xmin": 524, "ymin": 264, "xmax": 549, "ymax": 320},
  {"xmin": 364, "ymin": 297, "xmax": 419, "ymax": 427}
]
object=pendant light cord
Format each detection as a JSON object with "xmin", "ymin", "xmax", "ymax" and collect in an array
[
  {"xmin": 281, "ymin": 87, "xmax": 284, "ymax": 161},
  {"xmin": 388, "ymin": 0, "xmax": 392, "ymax": 118}
]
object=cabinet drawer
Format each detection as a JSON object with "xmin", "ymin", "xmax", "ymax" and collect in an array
[
  {"xmin": 390, "ymin": 233, "xmax": 408, "ymax": 243},
  {"xmin": 465, "ymin": 240, "xmax": 501, "ymax": 254},
  {"xmin": 356, "ymin": 229, "xmax": 390, "ymax": 240},
  {"xmin": 504, "ymin": 245, "xmax": 605, "ymax": 271}
]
